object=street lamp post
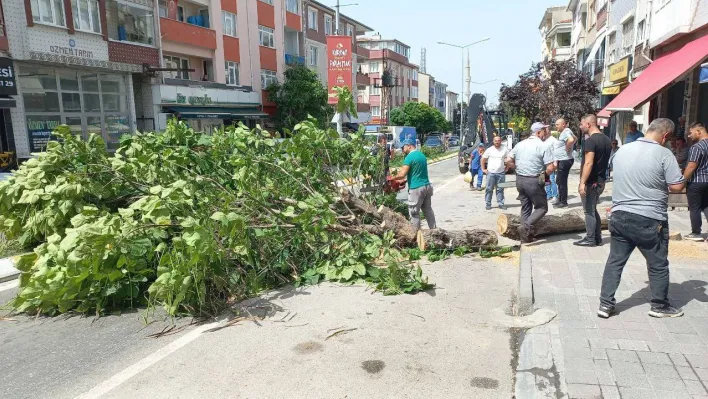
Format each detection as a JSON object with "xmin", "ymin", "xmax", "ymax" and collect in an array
[{"xmin": 437, "ymin": 38, "xmax": 490, "ymax": 138}]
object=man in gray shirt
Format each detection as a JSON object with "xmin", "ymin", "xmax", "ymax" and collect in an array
[
  {"xmin": 507, "ymin": 122, "xmax": 555, "ymax": 242},
  {"xmin": 599, "ymin": 118, "xmax": 687, "ymax": 319},
  {"xmin": 553, "ymin": 118, "xmax": 576, "ymax": 207}
]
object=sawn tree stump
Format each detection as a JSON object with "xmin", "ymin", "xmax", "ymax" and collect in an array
[
  {"xmin": 497, "ymin": 209, "xmax": 608, "ymax": 240},
  {"xmin": 417, "ymin": 229, "xmax": 499, "ymax": 251}
]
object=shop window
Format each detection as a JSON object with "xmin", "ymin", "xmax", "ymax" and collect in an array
[
  {"xmin": 62, "ymin": 93, "xmax": 82, "ymax": 111},
  {"xmin": 72, "ymin": 0, "xmax": 101, "ymax": 34},
  {"xmin": 65, "ymin": 116, "xmax": 83, "ymax": 136},
  {"xmin": 23, "ymin": 93, "xmax": 60, "ymax": 112},
  {"xmin": 31, "ymin": 0, "xmax": 66, "ymax": 27},
  {"xmin": 108, "ymin": 0, "xmax": 156, "ymax": 46}
]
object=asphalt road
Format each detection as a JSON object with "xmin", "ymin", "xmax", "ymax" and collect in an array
[{"xmin": 0, "ymin": 157, "xmax": 520, "ymax": 399}]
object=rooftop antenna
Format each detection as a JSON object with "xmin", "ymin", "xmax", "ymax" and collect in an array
[{"xmin": 421, "ymin": 48, "xmax": 427, "ymax": 74}]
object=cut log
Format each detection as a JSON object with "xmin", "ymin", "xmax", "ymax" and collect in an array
[
  {"xmin": 417, "ymin": 229, "xmax": 499, "ymax": 251},
  {"xmin": 497, "ymin": 209, "xmax": 608, "ymax": 240}
]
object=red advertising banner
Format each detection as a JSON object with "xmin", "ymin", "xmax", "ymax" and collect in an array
[{"xmin": 327, "ymin": 36, "xmax": 353, "ymax": 105}]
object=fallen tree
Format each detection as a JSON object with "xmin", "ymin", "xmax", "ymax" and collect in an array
[
  {"xmin": 0, "ymin": 119, "xmax": 497, "ymax": 317},
  {"xmin": 497, "ymin": 209, "xmax": 608, "ymax": 240}
]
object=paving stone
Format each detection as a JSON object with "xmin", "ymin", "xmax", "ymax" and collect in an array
[
  {"xmin": 565, "ymin": 368, "xmax": 599, "ymax": 385},
  {"xmin": 592, "ymin": 348, "xmax": 608, "ymax": 360},
  {"xmin": 642, "ymin": 363, "xmax": 681, "ymax": 379},
  {"xmin": 677, "ymin": 366, "xmax": 700, "ymax": 381},
  {"xmin": 623, "ymin": 320, "xmax": 656, "ymax": 331},
  {"xmin": 566, "ymin": 383, "xmax": 602, "ymax": 399},
  {"xmin": 627, "ymin": 329, "xmax": 662, "ymax": 341},
  {"xmin": 600, "ymin": 385, "xmax": 621, "ymax": 399},
  {"xmin": 606, "ymin": 349, "xmax": 640, "ymax": 363},
  {"xmin": 672, "ymin": 333, "xmax": 707, "ymax": 346},
  {"xmin": 562, "ymin": 336, "xmax": 590, "ymax": 349},
  {"xmin": 695, "ymin": 368, "xmax": 708, "ymax": 382},
  {"xmin": 593, "ymin": 359, "xmax": 615, "ymax": 384},
  {"xmin": 612, "ymin": 362, "xmax": 649, "ymax": 388},
  {"xmin": 686, "ymin": 354, "xmax": 708, "ymax": 369},
  {"xmin": 664, "ymin": 319, "xmax": 699, "ymax": 334},
  {"xmin": 649, "ymin": 377, "xmax": 690, "ymax": 392},
  {"xmin": 637, "ymin": 351, "xmax": 673, "ymax": 365},
  {"xmin": 684, "ymin": 380, "xmax": 708, "ymax": 395},
  {"xmin": 617, "ymin": 339, "xmax": 650, "ymax": 352},
  {"xmin": 671, "ymin": 353, "xmax": 691, "ymax": 367},
  {"xmin": 648, "ymin": 341, "xmax": 683, "ymax": 354},
  {"xmin": 595, "ymin": 317, "xmax": 625, "ymax": 330},
  {"xmin": 654, "ymin": 390, "xmax": 692, "ymax": 399},
  {"xmin": 680, "ymin": 343, "xmax": 708, "ymax": 355},
  {"xmin": 588, "ymin": 338, "xmax": 619, "ymax": 350},
  {"xmin": 560, "ymin": 319, "xmax": 597, "ymax": 329},
  {"xmin": 599, "ymin": 329, "xmax": 629, "ymax": 339},
  {"xmin": 618, "ymin": 387, "xmax": 656, "ymax": 399},
  {"xmin": 564, "ymin": 345, "xmax": 593, "ymax": 360}
]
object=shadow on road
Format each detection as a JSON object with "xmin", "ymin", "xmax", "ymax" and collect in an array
[{"xmin": 615, "ymin": 280, "xmax": 708, "ymax": 312}]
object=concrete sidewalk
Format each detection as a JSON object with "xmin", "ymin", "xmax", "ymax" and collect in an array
[{"xmin": 515, "ymin": 208, "xmax": 708, "ymax": 398}]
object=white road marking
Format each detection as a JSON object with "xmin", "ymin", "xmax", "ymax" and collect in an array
[
  {"xmin": 0, "ymin": 280, "xmax": 18, "ymax": 292},
  {"xmin": 74, "ymin": 319, "xmax": 227, "ymax": 399},
  {"xmin": 434, "ymin": 175, "xmax": 463, "ymax": 193}
]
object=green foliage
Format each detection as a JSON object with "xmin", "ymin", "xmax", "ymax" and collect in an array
[
  {"xmin": 265, "ymin": 65, "xmax": 331, "ymax": 132},
  {"xmin": 389, "ymin": 102, "xmax": 449, "ymax": 142},
  {"xmin": 0, "ymin": 120, "xmax": 430, "ymax": 317},
  {"xmin": 0, "ymin": 238, "xmax": 24, "ymax": 258}
]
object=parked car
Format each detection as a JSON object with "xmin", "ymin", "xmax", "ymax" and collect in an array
[
  {"xmin": 448, "ymin": 136, "xmax": 460, "ymax": 147},
  {"xmin": 424, "ymin": 136, "xmax": 443, "ymax": 148}
]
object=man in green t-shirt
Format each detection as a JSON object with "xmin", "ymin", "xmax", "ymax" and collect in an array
[{"xmin": 394, "ymin": 139, "xmax": 437, "ymax": 231}]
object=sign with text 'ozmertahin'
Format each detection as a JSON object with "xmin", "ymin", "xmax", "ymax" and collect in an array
[{"xmin": 327, "ymin": 36, "xmax": 353, "ymax": 105}]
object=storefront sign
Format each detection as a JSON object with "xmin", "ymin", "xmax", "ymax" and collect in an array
[
  {"xmin": 609, "ymin": 57, "xmax": 631, "ymax": 83},
  {"xmin": 602, "ymin": 84, "xmax": 622, "ymax": 95},
  {"xmin": 49, "ymin": 39, "xmax": 95, "ymax": 59},
  {"xmin": 27, "ymin": 116, "xmax": 61, "ymax": 152},
  {"xmin": 176, "ymin": 93, "xmax": 213, "ymax": 105},
  {"xmin": 327, "ymin": 36, "xmax": 353, "ymax": 105},
  {"xmin": 0, "ymin": 58, "xmax": 17, "ymax": 96}
]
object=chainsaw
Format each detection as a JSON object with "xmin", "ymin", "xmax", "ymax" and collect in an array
[{"xmin": 359, "ymin": 175, "xmax": 406, "ymax": 193}]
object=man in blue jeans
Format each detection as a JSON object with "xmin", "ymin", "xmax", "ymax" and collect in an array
[
  {"xmin": 469, "ymin": 143, "xmax": 485, "ymax": 190},
  {"xmin": 482, "ymin": 136, "xmax": 509, "ymax": 210},
  {"xmin": 598, "ymin": 118, "xmax": 686, "ymax": 319}
]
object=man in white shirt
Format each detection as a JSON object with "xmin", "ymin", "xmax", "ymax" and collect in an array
[
  {"xmin": 482, "ymin": 136, "xmax": 510, "ymax": 210},
  {"xmin": 554, "ymin": 118, "xmax": 577, "ymax": 207}
]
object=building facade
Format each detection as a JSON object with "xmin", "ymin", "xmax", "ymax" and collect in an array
[
  {"xmin": 417, "ymin": 72, "xmax": 434, "ymax": 106},
  {"xmin": 302, "ymin": 0, "xmax": 373, "ymax": 123},
  {"xmin": 445, "ymin": 90, "xmax": 458, "ymax": 122},
  {"xmin": 433, "ymin": 81, "xmax": 447, "ymax": 116},
  {"xmin": 539, "ymin": 6, "xmax": 573, "ymax": 62},
  {"xmin": 357, "ymin": 35, "xmax": 419, "ymax": 125}
]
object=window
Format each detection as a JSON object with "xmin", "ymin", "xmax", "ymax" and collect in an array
[
  {"xmin": 286, "ymin": 0, "xmax": 298, "ymax": 14},
  {"xmin": 557, "ymin": 32, "xmax": 571, "ymax": 47},
  {"xmin": 158, "ymin": 0, "xmax": 184, "ymax": 20},
  {"xmin": 109, "ymin": 1, "xmax": 155, "ymax": 46},
  {"xmin": 163, "ymin": 55, "xmax": 190, "ymax": 80},
  {"xmin": 607, "ymin": 32, "xmax": 617, "ymax": 63},
  {"xmin": 308, "ymin": 8, "xmax": 317, "ymax": 30},
  {"xmin": 370, "ymin": 86, "xmax": 380, "ymax": 95},
  {"xmin": 72, "ymin": 0, "xmax": 101, "ymax": 33},
  {"xmin": 370, "ymin": 62, "xmax": 379, "ymax": 73},
  {"xmin": 259, "ymin": 26, "xmax": 275, "ymax": 48},
  {"xmin": 223, "ymin": 11, "xmax": 237, "ymax": 37},
  {"xmin": 622, "ymin": 19, "xmax": 634, "ymax": 55},
  {"xmin": 325, "ymin": 15, "xmax": 332, "ymax": 35},
  {"xmin": 637, "ymin": 20, "xmax": 646, "ymax": 43},
  {"xmin": 371, "ymin": 106, "xmax": 381, "ymax": 117},
  {"xmin": 347, "ymin": 25, "xmax": 354, "ymax": 37},
  {"xmin": 225, "ymin": 61, "xmax": 240, "ymax": 85},
  {"xmin": 31, "ymin": 0, "xmax": 66, "ymax": 26},
  {"xmin": 259, "ymin": 0, "xmax": 273, "ymax": 4},
  {"xmin": 261, "ymin": 69, "xmax": 277, "ymax": 88},
  {"xmin": 309, "ymin": 46, "xmax": 318, "ymax": 66}
]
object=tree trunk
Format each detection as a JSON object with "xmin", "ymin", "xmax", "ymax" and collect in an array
[
  {"xmin": 417, "ymin": 229, "xmax": 499, "ymax": 251},
  {"xmin": 497, "ymin": 209, "xmax": 608, "ymax": 240}
]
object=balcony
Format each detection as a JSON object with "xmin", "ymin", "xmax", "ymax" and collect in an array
[
  {"xmin": 356, "ymin": 72, "xmax": 370, "ymax": 85},
  {"xmin": 285, "ymin": 53, "xmax": 305, "ymax": 66},
  {"xmin": 160, "ymin": 17, "xmax": 217, "ymax": 50},
  {"xmin": 357, "ymin": 103, "xmax": 370, "ymax": 113},
  {"xmin": 355, "ymin": 45, "xmax": 370, "ymax": 59},
  {"xmin": 552, "ymin": 47, "xmax": 572, "ymax": 60}
]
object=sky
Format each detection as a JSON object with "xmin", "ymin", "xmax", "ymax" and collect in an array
[{"xmin": 342, "ymin": 0, "xmax": 565, "ymax": 104}]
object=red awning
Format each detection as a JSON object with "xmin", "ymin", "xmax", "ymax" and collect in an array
[{"xmin": 599, "ymin": 34, "xmax": 708, "ymax": 116}]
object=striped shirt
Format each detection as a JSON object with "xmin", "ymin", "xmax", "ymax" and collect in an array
[{"xmin": 688, "ymin": 138, "xmax": 708, "ymax": 183}]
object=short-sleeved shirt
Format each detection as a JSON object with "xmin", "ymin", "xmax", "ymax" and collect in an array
[
  {"xmin": 612, "ymin": 138, "xmax": 685, "ymax": 221},
  {"xmin": 554, "ymin": 128, "xmax": 575, "ymax": 161},
  {"xmin": 583, "ymin": 132, "xmax": 612, "ymax": 184},
  {"xmin": 509, "ymin": 136, "xmax": 554, "ymax": 177},
  {"xmin": 625, "ymin": 130, "xmax": 644, "ymax": 144},
  {"xmin": 470, "ymin": 150, "xmax": 483, "ymax": 169},
  {"xmin": 688, "ymin": 139, "xmax": 708, "ymax": 183},
  {"xmin": 403, "ymin": 150, "xmax": 431, "ymax": 190},
  {"xmin": 544, "ymin": 136, "xmax": 558, "ymax": 159},
  {"xmin": 483, "ymin": 146, "xmax": 509, "ymax": 174}
]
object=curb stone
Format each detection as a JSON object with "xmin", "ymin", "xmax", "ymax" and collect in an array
[
  {"xmin": 0, "ymin": 256, "xmax": 20, "ymax": 283},
  {"xmin": 517, "ymin": 245, "xmax": 534, "ymax": 317}
]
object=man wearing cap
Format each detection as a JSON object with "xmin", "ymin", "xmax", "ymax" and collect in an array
[
  {"xmin": 395, "ymin": 139, "xmax": 437, "ymax": 232},
  {"xmin": 506, "ymin": 122, "xmax": 555, "ymax": 242}
]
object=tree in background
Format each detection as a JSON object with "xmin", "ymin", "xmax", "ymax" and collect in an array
[
  {"xmin": 266, "ymin": 66, "xmax": 331, "ymax": 132},
  {"xmin": 390, "ymin": 102, "xmax": 450, "ymax": 143},
  {"xmin": 499, "ymin": 60, "xmax": 599, "ymax": 131}
]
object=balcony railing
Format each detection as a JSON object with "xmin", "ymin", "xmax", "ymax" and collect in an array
[
  {"xmin": 285, "ymin": 53, "xmax": 305, "ymax": 66},
  {"xmin": 356, "ymin": 72, "xmax": 370, "ymax": 85},
  {"xmin": 355, "ymin": 45, "xmax": 370, "ymax": 59},
  {"xmin": 160, "ymin": 17, "xmax": 217, "ymax": 50}
]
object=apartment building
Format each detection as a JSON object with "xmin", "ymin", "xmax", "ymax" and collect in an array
[
  {"xmin": 445, "ymin": 90, "xmax": 458, "ymax": 122},
  {"xmin": 433, "ymin": 81, "xmax": 447, "ymax": 116},
  {"xmin": 358, "ymin": 35, "xmax": 419, "ymax": 125},
  {"xmin": 302, "ymin": 0, "xmax": 373, "ymax": 122},
  {"xmin": 539, "ymin": 6, "xmax": 573, "ymax": 62}
]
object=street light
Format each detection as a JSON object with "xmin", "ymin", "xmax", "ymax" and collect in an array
[{"xmin": 437, "ymin": 38, "xmax": 490, "ymax": 138}]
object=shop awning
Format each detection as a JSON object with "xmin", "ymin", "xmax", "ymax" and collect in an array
[
  {"xmin": 584, "ymin": 28, "xmax": 606, "ymax": 67},
  {"xmin": 598, "ymin": 34, "xmax": 708, "ymax": 117},
  {"xmin": 165, "ymin": 106, "xmax": 268, "ymax": 120}
]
